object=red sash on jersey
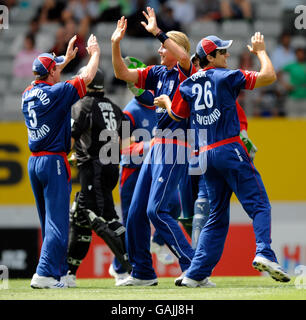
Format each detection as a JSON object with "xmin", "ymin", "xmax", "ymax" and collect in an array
[
  {"xmin": 197, "ymin": 136, "xmax": 249, "ymax": 155},
  {"xmin": 150, "ymin": 137, "xmax": 191, "ymax": 149},
  {"xmin": 31, "ymin": 151, "xmax": 71, "ymax": 182},
  {"xmin": 121, "ymin": 141, "xmax": 145, "ymax": 156},
  {"xmin": 120, "ymin": 167, "xmax": 138, "ymax": 188}
]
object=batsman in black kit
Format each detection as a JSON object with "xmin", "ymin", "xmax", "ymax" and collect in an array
[{"xmin": 66, "ymin": 68, "xmax": 131, "ymax": 286}]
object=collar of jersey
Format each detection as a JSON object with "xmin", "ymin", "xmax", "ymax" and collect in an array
[
  {"xmin": 34, "ymin": 80, "xmax": 54, "ymax": 86},
  {"xmin": 164, "ymin": 65, "xmax": 178, "ymax": 72},
  {"xmin": 201, "ymin": 66, "xmax": 216, "ymax": 71}
]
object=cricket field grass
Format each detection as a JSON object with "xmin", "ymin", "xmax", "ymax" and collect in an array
[{"xmin": 0, "ymin": 276, "xmax": 304, "ymax": 300}]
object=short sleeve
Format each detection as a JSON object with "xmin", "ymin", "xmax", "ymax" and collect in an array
[
  {"xmin": 238, "ymin": 69, "xmax": 258, "ymax": 90},
  {"xmin": 66, "ymin": 76, "xmax": 87, "ymax": 98},
  {"xmin": 226, "ymin": 69, "xmax": 258, "ymax": 91},
  {"xmin": 135, "ymin": 66, "xmax": 154, "ymax": 89},
  {"xmin": 171, "ymin": 84, "xmax": 190, "ymax": 120},
  {"xmin": 177, "ymin": 63, "xmax": 197, "ymax": 82}
]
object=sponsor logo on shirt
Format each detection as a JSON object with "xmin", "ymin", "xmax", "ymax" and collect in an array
[{"xmin": 57, "ymin": 160, "xmax": 61, "ymax": 175}]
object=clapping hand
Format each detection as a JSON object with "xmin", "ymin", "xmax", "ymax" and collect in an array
[
  {"xmin": 65, "ymin": 35, "xmax": 78, "ymax": 62},
  {"xmin": 141, "ymin": 7, "xmax": 160, "ymax": 36},
  {"xmin": 86, "ymin": 34, "xmax": 100, "ymax": 56},
  {"xmin": 111, "ymin": 16, "xmax": 127, "ymax": 43},
  {"xmin": 247, "ymin": 32, "xmax": 266, "ymax": 55}
]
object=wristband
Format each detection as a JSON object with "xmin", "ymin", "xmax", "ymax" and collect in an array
[{"xmin": 155, "ymin": 30, "xmax": 169, "ymax": 44}]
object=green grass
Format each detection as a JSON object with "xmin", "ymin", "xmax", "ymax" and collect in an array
[{"xmin": 0, "ymin": 276, "xmax": 304, "ymax": 300}]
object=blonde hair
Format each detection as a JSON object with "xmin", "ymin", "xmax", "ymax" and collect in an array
[{"xmin": 166, "ymin": 31, "xmax": 190, "ymax": 54}]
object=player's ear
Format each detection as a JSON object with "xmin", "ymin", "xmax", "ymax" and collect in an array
[
  {"xmin": 207, "ymin": 54, "xmax": 214, "ymax": 63},
  {"xmin": 49, "ymin": 66, "xmax": 56, "ymax": 77}
]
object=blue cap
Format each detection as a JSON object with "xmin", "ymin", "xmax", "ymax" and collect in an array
[
  {"xmin": 32, "ymin": 53, "xmax": 65, "ymax": 76},
  {"xmin": 196, "ymin": 35, "xmax": 232, "ymax": 59}
]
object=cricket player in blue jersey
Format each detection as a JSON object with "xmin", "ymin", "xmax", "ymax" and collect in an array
[
  {"xmin": 22, "ymin": 34, "xmax": 100, "ymax": 289},
  {"xmin": 179, "ymin": 55, "xmax": 258, "ymax": 251},
  {"xmin": 111, "ymin": 8, "xmax": 196, "ymax": 286},
  {"xmin": 110, "ymin": 61, "xmax": 181, "ymax": 284},
  {"xmin": 155, "ymin": 32, "xmax": 290, "ymax": 287}
]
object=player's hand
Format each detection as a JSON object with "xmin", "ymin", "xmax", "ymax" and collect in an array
[
  {"xmin": 65, "ymin": 35, "xmax": 78, "ymax": 62},
  {"xmin": 247, "ymin": 32, "xmax": 266, "ymax": 55},
  {"xmin": 86, "ymin": 34, "xmax": 100, "ymax": 56},
  {"xmin": 141, "ymin": 7, "xmax": 160, "ymax": 36},
  {"xmin": 154, "ymin": 94, "xmax": 171, "ymax": 109},
  {"xmin": 111, "ymin": 16, "xmax": 127, "ymax": 43}
]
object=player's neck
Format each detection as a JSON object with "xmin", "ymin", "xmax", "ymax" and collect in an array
[
  {"xmin": 202, "ymin": 63, "xmax": 217, "ymax": 71},
  {"xmin": 207, "ymin": 62, "xmax": 216, "ymax": 68},
  {"xmin": 165, "ymin": 61, "xmax": 177, "ymax": 70}
]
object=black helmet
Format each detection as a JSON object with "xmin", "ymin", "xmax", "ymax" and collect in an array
[{"xmin": 77, "ymin": 67, "xmax": 104, "ymax": 91}]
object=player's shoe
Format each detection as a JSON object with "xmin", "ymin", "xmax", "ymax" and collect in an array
[
  {"xmin": 116, "ymin": 275, "xmax": 158, "ymax": 287},
  {"xmin": 181, "ymin": 277, "xmax": 216, "ymax": 288},
  {"xmin": 61, "ymin": 271, "xmax": 77, "ymax": 288},
  {"xmin": 174, "ymin": 270, "xmax": 187, "ymax": 286},
  {"xmin": 252, "ymin": 256, "xmax": 291, "ymax": 282},
  {"xmin": 108, "ymin": 264, "xmax": 129, "ymax": 285},
  {"xmin": 150, "ymin": 241, "xmax": 175, "ymax": 265},
  {"xmin": 30, "ymin": 273, "xmax": 67, "ymax": 289}
]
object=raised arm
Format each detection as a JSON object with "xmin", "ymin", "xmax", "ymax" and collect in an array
[
  {"xmin": 57, "ymin": 35, "xmax": 79, "ymax": 72},
  {"xmin": 78, "ymin": 34, "xmax": 100, "ymax": 86},
  {"xmin": 111, "ymin": 17, "xmax": 139, "ymax": 83},
  {"xmin": 247, "ymin": 32, "xmax": 277, "ymax": 88},
  {"xmin": 141, "ymin": 7, "xmax": 191, "ymax": 72}
]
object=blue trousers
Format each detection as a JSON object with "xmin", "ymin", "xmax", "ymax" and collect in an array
[
  {"xmin": 120, "ymin": 167, "xmax": 140, "ymax": 226},
  {"xmin": 28, "ymin": 155, "xmax": 71, "ymax": 280},
  {"xmin": 187, "ymin": 142, "xmax": 277, "ymax": 280},
  {"xmin": 113, "ymin": 166, "xmax": 181, "ymax": 274},
  {"xmin": 126, "ymin": 143, "xmax": 194, "ymax": 279}
]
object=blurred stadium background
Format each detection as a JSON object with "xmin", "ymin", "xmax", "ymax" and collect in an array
[{"xmin": 0, "ymin": 0, "xmax": 305, "ymax": 280}]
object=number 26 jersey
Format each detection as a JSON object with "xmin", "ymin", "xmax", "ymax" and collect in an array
[{"xmin": 171, "ymin": 67, "xmax": 257, "ymax": 146}]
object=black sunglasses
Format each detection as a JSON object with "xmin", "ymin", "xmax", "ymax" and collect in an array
[{"xmin": 217, "ymin": 49, "xmax": 227, "ymax": 55}]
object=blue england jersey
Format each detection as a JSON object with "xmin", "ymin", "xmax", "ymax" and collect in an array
[
  {"xmin": 135, "ymin": 64, "xmax": 196, "ymax": 140},
  {"xmin": 171, "ymin": 67, "xmax": 258, "ymax": 146},
  {"xmin": 22, "ymin": 77, "xmax": 86, "ymax": 153}
]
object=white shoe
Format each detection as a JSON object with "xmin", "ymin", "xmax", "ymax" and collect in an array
[
  {"xmin": 150, "ymin": 241, "xmax": 175, "ymax": 265},
  {"xmin": 181, "ymin": 276, "xmax": 216, "ymax": 288},
  {"xmin": 108, "ymin": 264, "xmax": 129, "ymax": 285},
  {"xmin": 116, "ymin": 275, "xmax": 158, "ymax": 287},
  {"xmin": 252, "ymin": 256, "xmax": 291, "ymax": 282},
  {"xmin": 30, "ymin": 273, "xmax": 67, "ymax": 289},
  {"xmin": 174, "ymin": 270, "xmax": 187, "ymax": 286},
  {"xmin": 61, "ymin": 271, "xmax": 76, "ymax": 288}
]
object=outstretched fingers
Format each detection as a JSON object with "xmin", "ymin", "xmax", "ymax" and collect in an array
[
  {"xmin": 66, "ymin": 35, "xmax": 78, "ymax": 60},
  {"xmin": 117, "ymin": 16, "xmax": 127, "ymax": 30},
  {"xmin": 142, "ymin": 10, "xmax": 149, "ymax": 21}
]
